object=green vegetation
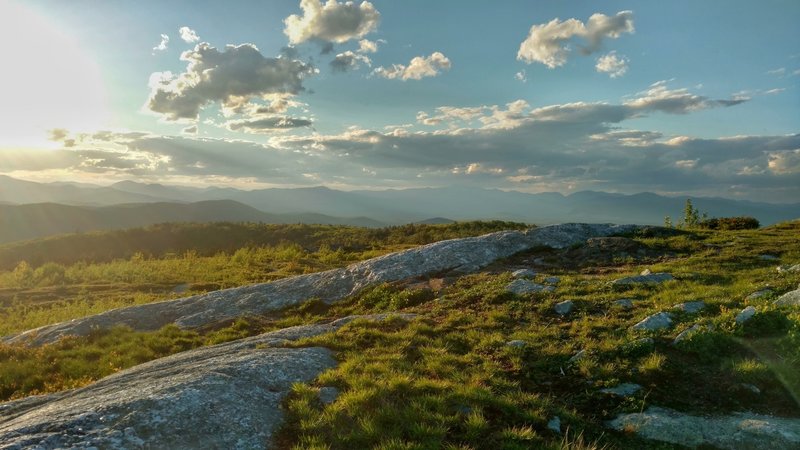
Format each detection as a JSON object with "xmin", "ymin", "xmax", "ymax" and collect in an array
[{"xmin": 1, "ymin": 220, "xmax": 799, "ymax": 448}]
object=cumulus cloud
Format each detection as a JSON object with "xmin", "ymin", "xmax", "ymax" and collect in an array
[
  {"xmin": 152, "ymin": 34, "xmax": 169, "ymax": 53},
  {"xmin": 146, "ymin": 43, "xmax": 315, "ymax": 121},
  {"xmin": 595, "ymin": 51, "xmax": 628, "ymax": 78},
  {"xmin": 517, "ymin": 10, "xmax": 634, "ymax": 68},
  {"xmin": 179, "ymin": 26, "xmax": 200, "ymax": 43},
  {"xmin": 330, "ymin": 50, "xmax": 371, "ymax": 72},
  {"xmin": 226, "ymin": 116, "xmax": 313, "ymax": 133},
  {"xmin": 515, "ymin": 69, "xmax": 527, "ymax": 83},
  {"xmin": 624, "ymin": 81, "xmax": 747, "ymax": 114},
  {"xmin": 374, "ymin": 52, "xmax": 451, "ymax": 80},
  {"xmin": 284, "ymin": 0, "xmax": 380, "ymax": 44},
  {"xmin": 358, "ymin": 38, "xmax": 381, "ymax": 53}
]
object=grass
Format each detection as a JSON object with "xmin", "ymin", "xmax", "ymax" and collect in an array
[{"xmin": 0, "ymin": 221, "xmax": 799, "ymax": 449}]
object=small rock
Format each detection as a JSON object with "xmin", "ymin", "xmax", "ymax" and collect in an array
[
  {"xmin": 774, "ymin": 288, "xmax": 800, "ymax": 307},
  {"xmin": 547, "ymin": 416, "xmax": 561, "ymax": 433},
  {"xmin": 506, "ymin": 340, "xmax": 527, "ymax": 348},
  {"xmin": 544, "ymin": 276, "xmax": 561, "ymax": 284},
  {"xmin": 673, "ymin": 324, "xmax": 707, "ymax": 345},
  {"xmin": 777, "ymin": 264, "xmax": 800, "ymax": 273},
  {"xmin": 641, "ymin": 269, "xmax": 652, "ymax": 276},
  {"xmin": 612, "ymin": 273, "xmax": 674, "ymax": 286},
  {"xmin": 553, "ymin": 300, "xmax": 574, "ymax": 315},
  {"xmin": 601, "ymin": 383, "xmax": 642, "ymax": 397},
  {"xmin": 672, "ymin": 301, "xmax": 705, "ymax": 314},
  {"xmin": 747, "ymin": 289, "xmax": 773, "ymax": 301},
  {"xmin": 613, "ymin": 298, "xmax": 635, "ymax": 310},
  {"xmin": 736, "ymin": 306, "xmax": 757, "ymax": 324},
  {"xmin": 568, "ymin": 349, "xmax": 587, "ymax": 363},
  {"xmin": 740, "ymin": 383, "xmax": 761, "ymax": 395},
  {"xmin": 759, "ymin": 254, "xmax": 779, "ymax": 261},
  {"xmin": 511, "ymin": 269, "xmax": 537, "ymax": 279},
  {"xmin": 632, "ymin": 312, "xmax": 673, "ymax": 331},
  {"xmin": 318, "ymin": 387, "xmax": 340, "ymax": 405},
  {"xmin": 506, "ymin": 279, "xmax": 549, "ymax": 295}
]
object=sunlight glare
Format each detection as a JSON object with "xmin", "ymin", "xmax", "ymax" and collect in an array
[{"xmin": 0, "ymin": 0, "xmax": 109, "ymax": 149}]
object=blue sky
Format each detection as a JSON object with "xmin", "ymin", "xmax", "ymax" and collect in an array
[{"xmin": 0, "ymin": 0, "xmax": 798, "ymax": 201}]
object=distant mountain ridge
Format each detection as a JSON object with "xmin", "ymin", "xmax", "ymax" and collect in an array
[
  {"xmin": 1, "ymin": 175, "xmax": 798, "ymax": 242},
  {"xmin": 0, "ymin": 200, "xmax": 385, "ymax": 244}
]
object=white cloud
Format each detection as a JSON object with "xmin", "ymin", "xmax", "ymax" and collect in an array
[
  {"xmin": 146, "ymin": 43, "xmax": 315, "ymax": 121},
  {"xmin": 517, "ymin": 10, "xmax": 634, "ymax": 68},
  {"xmin": 284, "ymin": 0, "xmax": 380, "ymax": 44},
  {"xmin": 764, "ymin": 88, "xmax": 786, "ymax": 95},
  {"xmin": 179, "ymin": 26, "xmax": 200, "ymax": 43},
  {"xmin": 515, "ymin": 69, "xmax": 527, "ymax": 83},
  {"xmin": 330, "ymin": 50, "xmax": 371, "ymax": 72},
  {"xmin": 768, "ymin": 149, "xmax": 800, "ymax": 174},
  {"xmin": 226, "ymin": 116, "xmax": 313, "ymax": 133},
  {"xmin": 624, "ymin": 81, "xmax": 747, "ymax": 114},
  {"xmin": 767, "ymin": 67, "xmax": 786, "ymax": 76},
  {"xmin": 595, "ymin": 51, "xmax": 628, "ymax": 78},
  {"xmin": 374, "ymin": 52, "xmax": 451, "ymax": 80},
  {"xmin": 358, "ymin": 39, "xmax": 380, "ymax": 53},
  {"xmin": 152, "ymin": 34, "xmax": 169, "ymax": 53}
]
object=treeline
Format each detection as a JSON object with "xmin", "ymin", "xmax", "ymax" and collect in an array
[{"xmin": 0, "ymin": 221, "xmax": 528, "ymax": 271}]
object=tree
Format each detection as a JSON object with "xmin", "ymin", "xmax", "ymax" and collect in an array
[
  {"xmin": 664, "ymin": 216, "xmax": 673, "ymax": 228},
  {"xmin": 683, "ymin": 198, "xmax": 700, "ymax": 229}
]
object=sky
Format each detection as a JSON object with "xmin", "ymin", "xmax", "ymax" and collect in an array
[{"xmin": 0, "ymin": 0, "xmax": 798, "ymax": 201}]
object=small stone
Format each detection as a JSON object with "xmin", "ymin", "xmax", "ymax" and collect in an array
[
  {"xmin": 672, "ymin": 301, "xmax": 705, "ymax": 314},
  {"xmin": 774, "ymin": 288, "xmax": 800, "ymax": 307},
  {"xmin": 759, "ymin": 254, "xmax": 779, "ymax": 261},
  {"xmin": 613, "ymin": 299, "xmax": 635, "ymax": 309},
  {"xmin": 511, "ymin": 269, "xmax": 537, "ymax": 279},
  {"xmin": 601, "ymin": 383, "xmax": 642, "ymax": 397},
  {"xmin": 777, "ymin": 264, "xmax": 800, "ymax": 273},
  {"xmin": 506, "ymin": 279, "xmax": 548, "ymax": 295},
  {"xmin": 544, "ymin": 276, "xmax": 561, "ymax": 284},
  {"xmin": 554, "ymin": 300, "xmax": 574, "ymax": 315},
  {"xmin": 569, "ymin": 349, "xmax": 586, "ymax": 363},
  {"xmin": 506, "ymin": 340, "xmax": 527, "ymax": 348},
  {"xmin": 641, "ymin": 269, "xmax": 652, "ymax": 276},
  {"xmin": 673, "ymin": 324, "xmax": 706, "ymax": 345},
  {"xmin": 318, "ymin": 386, "xmax": 340, "ymax": 405},
  {"xmin": 740, "ymin": 383, "xmax": 761, "ymax": 394},
  {"xmin": 735, "ymin": 306, "xmax": 757, "ymax": 324},
  {"xmin": 746, "ymin": 289, "xmax": 773, "ymax": 301},
  {"xmin": 632, "ymin": 312, "xmax": 673, "ymax": 331},
  {"xmin": 547, "ymin": 416, "xmax": 561, "ymax": 433}
]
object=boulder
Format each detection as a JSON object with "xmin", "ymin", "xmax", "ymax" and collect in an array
[
  {"xmin": 547, "ymin": 416, "xmax": 561, "ymax": 433},
  {"xmin": 774, "ymin": 288, "xmax": 800, "ymax": 307},
  {"xmin": 777, "ymin": 264, "xmax": 800, "ymax": 273},
  {"xmin": 607, "ymin": 406, "xmax": 800, "ymax": 449},
  {"xmin": 506, "ymin": 279, "xmax": 551, "ymax": 295},
  {"xmin": 506, "ymin": 340, "xmax": 527, "ymax": 348},
  {"xmin": 0, "ymin": 314, "xmax": 413, "ymax": 449},
  {"xmin": 736, "ymin": 306, "xmax": 757, "ymax": 324},
  {"xmin": 511, "ymin": 269, "xmax": 537, "ymax": 279},
  {"xmin": 318, "ymin": 387, "xmax": 340, "ymax": 405},
  {"xmin": 613, "ymin": 298, "xmax": 635, "ymax": 310},
  {"xmin": 746, "ymin": 289, "xmax": 773, "ymax": 301},
  {"xmin": 553, "ymin": 300, "xmax": 574, "ymax": 315},
  {"xmin": 672, "ymin": 301, "xmax": 705, "ymax": 314},
  {"xmin": 544, "ymin": 276, "xmax": 561, "ymax": 284},
  {"xmin": 632, "ymin": 312, "xmax": 673, "ymax": 331},
  {"xmin": 3, "ymin": 223, "xmax": 639, "ymax": 346}
]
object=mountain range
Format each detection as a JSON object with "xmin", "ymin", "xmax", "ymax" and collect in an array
[{"xmin": 1, "ymin": 175, "xmax": 798, "ymax": 244}]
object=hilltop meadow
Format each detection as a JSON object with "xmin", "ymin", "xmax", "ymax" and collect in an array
[{"xmin": 0, "ymin": 220, "xmax": 799, "ymax": 449}]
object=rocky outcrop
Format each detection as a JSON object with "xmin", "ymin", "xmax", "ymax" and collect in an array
[
  {"xmin": 5, "ymin": 223, "xmax": 636, "ymax": 346},
  {"xmin": 608, "ymin": 406, "xmax": 800, "ymax": 449},
  {"xmin": 0, "ymin": 314, "xmax": 414, "ymax": 449},
  {"xmin": 632, "ymin": 312, "xmax": 673, "ymax": 331}
]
